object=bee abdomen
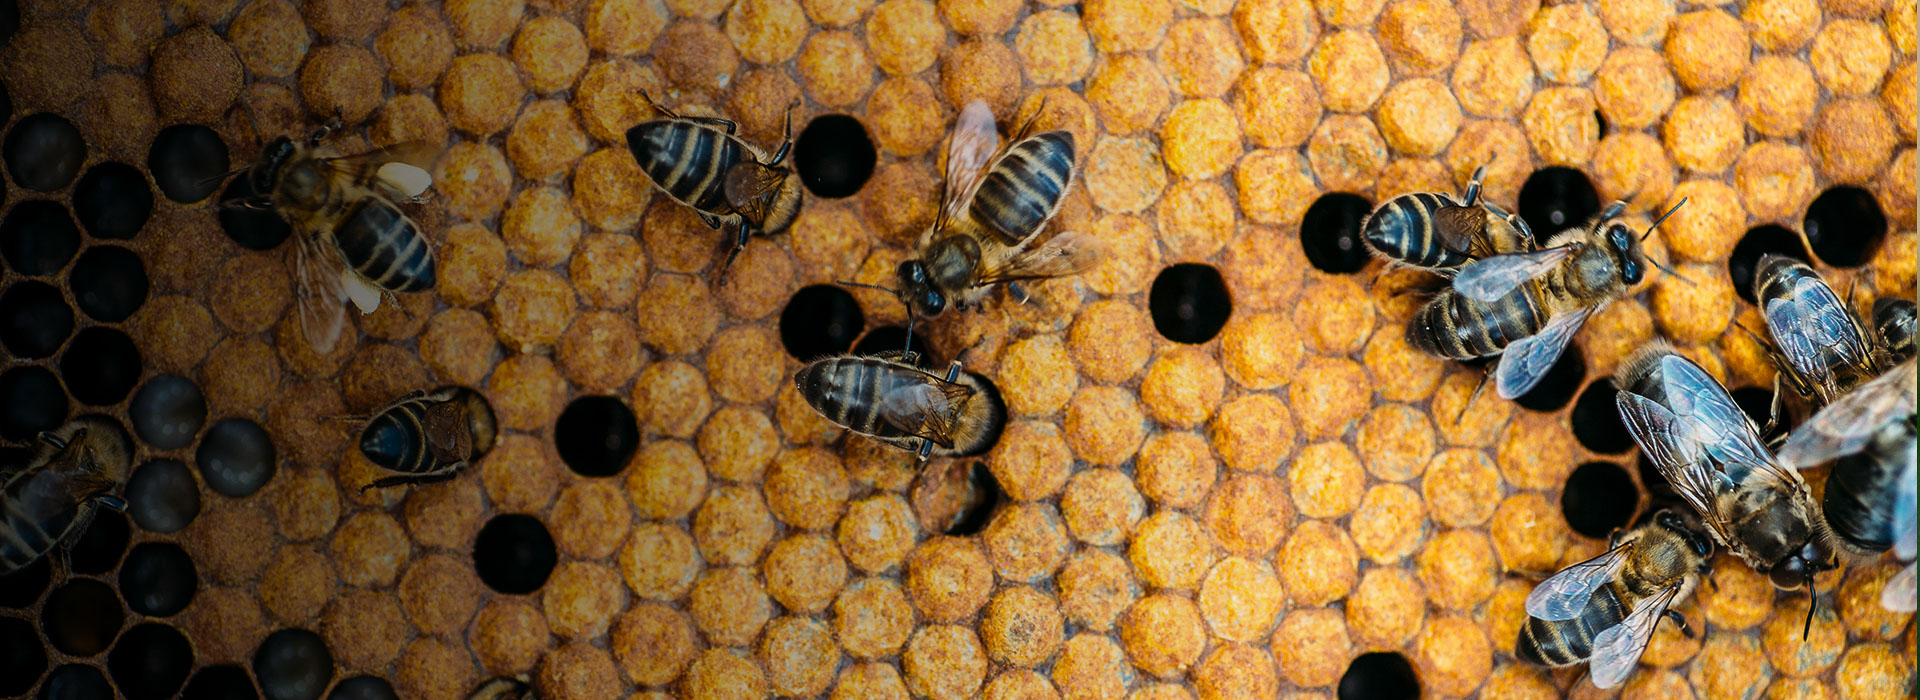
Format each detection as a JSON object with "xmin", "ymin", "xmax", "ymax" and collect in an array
[
  {"xmin": 1823, "ymin": 446, "xmax": 1906, "ymax": 555},
  {"xmin": 1407, "ymin": 288, "xmax": 1544, "ymax": 360},
  {"xmin": 335, "ymin": 200, "xmax": 434, "ymax": 292},
  {"xmin": 628, "ymin": 122, "xmax": 741, "ymax": 212},
  {"xmin": 1516, "ymin": 587, "xmax": 1629, "ymax": 667},
  {"xmin": 797, "ymin": 358, "xmax": 898, "ymax": 439},
  {"xmin": 1364, "ymin": 193, "xmax": 1469, "ymax": 269},
  {"xmin": 0, "ymin": 473, "xmax": 80, "ymax": 573},
  {"xmin": 971, "ymin": 132, "xmax": 1074, "ymax": 244},
  {"xmin": 361, "ymin": 401, "xmax": 433, "ymax": 475}
]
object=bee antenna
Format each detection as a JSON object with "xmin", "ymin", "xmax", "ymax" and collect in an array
[
  {"xmin": 902, "ymin": 312, "xmax": 917, "ymax": 359},
  {"xmin": 199, "ymin": 165, "xmax": 252, "ymax": 189},
  {"xmin": 835, "ymin": 279, "xmax": 901, "ymax": 297},
  {"xmin": 1652, "ymin": 258, "xmax": 1697, "ymax": 287},
  {"xmin": 1803, "ymin": 576, "xmax": 1817, "ymax": 641},
  {"xmin": 1643, "ymin": 197, "xmax": 1688, "ymax": 241}
]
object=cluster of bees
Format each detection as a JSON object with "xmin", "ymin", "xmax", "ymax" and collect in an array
[
  {"xmin": 1363, "ymin": 170, "xmax": 1917, "ymax": 688},
  {"xmin": 2, "ymin": 79, "xmax": 1912, "ymax": 695}
]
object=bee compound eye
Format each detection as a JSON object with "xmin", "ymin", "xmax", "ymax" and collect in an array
[{"xmin": 1769, "ymin": 557, "xmax": 1808, "ymax": 589}]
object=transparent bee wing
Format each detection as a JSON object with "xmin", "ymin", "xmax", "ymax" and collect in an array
[
  {"xmin": 723, "ymin": 162, "xmax": 787, "ymax": 226},
  {"xmin": 1762, "ymin": 275, "xmax": 1873, "ymax": 394},
  {"xmin": 1777, "ymin": 361, "xmax": 1918, "ymax": 469},
  {"xmin": 1495, "ymin": 305, "xmax": 1593, "ymax": 399},
  {"xmin": 1453, "ymin": 244, "xmax": 1576, "ymax": 303},
  {"xmin": 977, "ymin": 231, "xmax": 1108, "ymax": 285},
  {"xmin": 876, "ymin": 381, "xmax": 970, "ymax": 449},
  {"xmin": 1588, "ymin": 584, "xmax": 1682, "ymax": 689},
  {"xmin": 1658, "ymin": 355, "xmax": 1779, "ymax": 476},
  {"xmin": 291, "ymin": 231, "xmax": 349, "ymax": 353},
  {"xmin": 1882, "ymin": 563, "xmax": 1917, "ymax": 613},
  {"xmin": 937, "ymin": 101, "xmax": 1000, "ymax": 235},
  {"xmin": 1526, "ymin": 542, "xmax": 1633, "ymax": 621},
  {"xmin": 1896, "ymin": 452, "xmax": 1917, "ymax": 561},
  {"xmin": 1615, "ymin": 392, "xmax": 1729, "ymax": 545}
]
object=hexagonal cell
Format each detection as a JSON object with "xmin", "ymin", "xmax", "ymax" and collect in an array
[
  {"xmin": 780, "ymin": 284, "xmax": 864, "ymax": 360},
  {"xmin": 554, "ymin": 396, "xmax": 639, "ymax": 478},
  {"xmin": 68, "ymin": 245, "xmax": 150, "ymax": 323},
  {"xmin": 0, "ymin": 200, "xmax": 81, "ymax": 276},
  {"xmin": 252, "ymin": 628, "xmax": 334, "ymax": 700},
  {"xmin": 1511, "ymin": 344, "xmax": 1584, "ymax": 413},
  {"xmin": 1802, "ymin": 186, "xmax": 1888, "ymax": 268},
  {"xmin": 0, "ymin": 556, "xmax": 51, "ymax": 609},
  {"xmin": 795, "ymin": 114, "xmax": 877, "ymax": 198},
  {"xmin": 42, "ymin": 578, "xmax": 125, "ymax": 656},
  {"xmin": 1149, "ymin": 263, "xmax": 1232, "ymax": 344},
  {"xmin": 217, "ymin": 176, "xmax": 294, "ymax": 251},
  {"xmin": 72, "ymin": 162, "xmax": 155, "ymax": 240},
  {"xmin": 1338, "ymin": 651, "xmax": 1420, "ymax": 700},
  {"xmin": 182, "ymin": 665, "xmax": 260, "ymax": 700},
  {"xmin": 852, "ymin": 325, "xmax": 935, "ymax": 368},
  {"xmin": 325, "ymin": 676, "xmax": 398, "ymax": 700},
  {"xmin": 69, "ymin": 508, "xmax": 132, "ymax": 575},
  {"xmin": 42, "ymin": 663, "xmax": 116, "ymax": 700},
  {"xmin": 195, "ymin": 418, "xmax": 277, "ymax": 498},
  {"xmin": 473, "ymin": 513, "xmax": 556, "ymax": 595},
  {"xmin": 0, "ymin": 365, "xmax": 69, "ymax": 441},
  {"xmin": 1728, "ymin": 225, "xmax": 1813, "ymax": 305},
  {"xmin": 147, "ymin": 125, "xmax": 231, "ymax": 204},
  {"xmin": 1569, "ymin": 378, "xmax": 1633, "ymax": 454},
  {"xmin": 1560, "ymin": 461, "xmax": 1638, "ymax": 538},
  {"xmin": 0, "ymin": 280, "xmax": 75, "ymax": 359},
  {"xmin": 1517, "ymin": 166, "xmax": 1602, "ymax": 236},
  {"xmin": 129, "ymin": 376, "xmax": 207, "ymax": 451},
  {"xmin": 108, "ymin": 623, "xmax": 194, "ymax": 700},
  {"xmin": 125, "ymin": 459, "xmax": 202, "ymax": 534},
  {"xmin": 120, "ymin": 541, "xmax": 199, "ymax": 617},
  {"xmin": 3, "ymin": 112, "xmax": 86, "ymax": 192},
  {"xmin": 1301, "ymin": 192, "xmax": 1373, "ymax": 275},
  {"xmin": 0, "ymin": 615, "xmax": 46, "ymax": 697},
  {"xmin": 59, "ymin": 326, "xmax": 142, "ymax": 406}
]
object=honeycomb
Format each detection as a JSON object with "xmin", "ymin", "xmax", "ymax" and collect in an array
[{"xmin": 0, "ymin": 0, "xmax": 1914, "ymax": 697}]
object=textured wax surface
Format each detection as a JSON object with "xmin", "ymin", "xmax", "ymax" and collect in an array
[{"xmin": 0, "ymin": 0, "xmax": 1915, "ymax": 697}]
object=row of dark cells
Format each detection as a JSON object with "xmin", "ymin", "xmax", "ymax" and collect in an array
[{"xmin": 0, "ymin": 79, "xmax": 1910, "ymax": 698}]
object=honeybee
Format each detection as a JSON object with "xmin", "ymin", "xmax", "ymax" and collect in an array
[
  {"xmin": 1406, "ymin": 199, "xmax": 1688, "ymax": 399},
  {"xmin": 892, "ymin": 100, "xmax": 1105, "ymax": 318},
  {"xmin": 1752, "ymin": 255, "xmax": 1884, "ymax": 404},
  {"xmin": 792, "ymin": 352, "xmax": 1006, "ymax": 461},
  {"xmin": 0, "ymin": 417, "xmax": 134, "ymax": 575},
  {"xmin": 225, "ymin": 122, "xmax": 441, "ymax": 354},
  {"xmin": 1361, "ymin": 165, "xmax": 1535, "ymax": 271},
  {"xmin": 1613, "ymin": 344, "xmax": 1835, "ymax": 602},
  {"xmin": 1873, "ymin": 297, "xmax": 1915, "ymax": 363},
  {"xmin": 626, "ymin": 91, "xmax": 802, "ymax": 273},
  {"xmin": 355, "ymin": 386, "xmax": 498, "ymax": 492},
  {"xmin": 1517, "ymin": 509, "xmax": 1714, "ymax": 688},
  {"xmin": 468, "ymin": 676, "xmax": 536, "ymax": 700}
]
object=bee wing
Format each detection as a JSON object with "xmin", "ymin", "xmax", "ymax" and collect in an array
[
  {"xmin": 976, "ymin": 231, "xmax": 1108, "ymax": 285},
  {"xmin": 876, "ymin": 381, "xmax": 973, "ymax": 449},
  {"xmin": 1494, "ymin": 305, "xmax": 1593, "ymax": 399},
  {"xmin": 1587, "ymin": 584, "xmax": 1683, "ymax": 689},
  {"xmin": 1762, "ymin": 276, "xmax": 1874, "ymax": 393},
  {"xmin": 937, "ymin": 100, "xmax": 1000, "ymax": 234},
  {"xmin": 1776, "ymin": 360, "xmax": 1918, "ymax": 469},
  {"xmin": 290, "ymin": 230, "xmax": 349, "ymax": 353},
  {"xmin": 1452, "ymin": 244, "xmax": 1576, "ymax": 303},
  {"xmin": 723, "ymin": 162, "xmax": 786, "ymax": 226},
  {"xmin": 1896, "ymin": 449, "xmax": 1917, "ymax": 561},
  {"xmin": 326, "ymin": 141, "xmax": 443, "ymax": 200},
  {"xmin": 1526, "ymin": 541, "xmax": 1633, "ymax": 621},
  {"xmin": 1882, "ymin": 563, "xmax": 1917, "ymax": 613},
  {"xmin": 1615, "ymin": 392, "xmax": 1729, "ymax": 543},
  {"xmin": 1658, "ymin": 354, "xmax": 1780, "ymax": 474}
]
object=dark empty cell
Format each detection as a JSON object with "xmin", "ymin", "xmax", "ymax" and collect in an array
[
  {"xmin": 196, "ymin": 418, "xmax": 276, "ymax": 498},
  {"xmin": 0, "ymin": 556, "xmax": 50, "ymax": 608},
  {"xmin": 473, "ymin": 513, "xmax": 557, "ymax": 595},
  {"xmin": 1802, "ymin": 186, "xmax": 1887, "ymax": 268},
  {"xmin": 1517, "ymin": 166, "xmax": 1601, "ymax": 236},
  {"xmin": 1338, "ymin": 651, "xmax": 1420, "ymax": 700},
  {"xmin": 3, "ymin": 112, "xmax": 85, "ymax": 192},
  {"xmin": 68, "ymin": 509, "xmax": 130, "ymax": 575},
  {"xmin": 218, "ymin": 173, "xmax": 292, "ymax": 251},
  {"xmin": 554, "ymin": 396, "xmax": 639, "ymax": 477},
  {"xmin": 851, "ymin": 325, "xmax": 935, "ymax": 369},
  {"xmin": 68, "ymin": 246, "xmax": 149, "ymax": 322},
  {"xmin": 1569, "ymin": 379, "xmax": 1634, "ymax": 454},
  {"xmin": 108, "ymin": 623, "xmax": 193, "ymax": 700},
  {"xmin": 72, "ymin": 162, "xmax": 154, "ymax": 240},
  {"xmin": 945, "ymin": 462, "xmax": 1001, "ymax": 537},
  {"xmin": 326, "ymin": 677, "xmax": 398, "ymax": 700},
  {"xmin": 147, "ymin": 124, "xmax": 230, "ymax": 204},
  {"xmin": 59, "ymin": 326, "xmax": 141, "ymax": 406},
  {"xmin": 1730, "ymin": 386, "xmax": 1789, "ymax": 442},
  {"xmin": 182, "ymin": 665, "xmax": 259, "ymax": 700},
  {"xmin": 126, "ymin": 459, "xmax": 201, "ymax": 533},
  {"xmin": 1300, "ymin": 192, "xmax": 1372, "ymax": 274},
  {"xmin": 119, "ymin": 542, "xmax": 197, "ymax": 617},
  {"xmin": 780, "ymin": 284, "xmax": 864, "ymax": 360},
  {"xmin": 1561, "ymin": 461, "xmax": 1639, "ymax": 539},
  {"xmin": 42, "ymin": 578, "xmax": 124, "ymax": 656},
  {"xmin": 130, "ymin": 375, "xmax": 206, "ymax": 450},
  {"xmin": 0, "ymin": 199, "xmax": 81, "ymax": 275},
  {"xmin": 1592, "ymin": 109, "xmax": 1608, "ymax": 139},
  {"xmin": 793, "ymin": 114, "xmax": 876, "ymax": 198},
  {"xmin": 1727, "ymin": 225, "xmax": 1812, "ymax": 305},
  {"xmin": 253, "ymin": 628, "xmax": 333, "ymax": 700},
  {"xmin": 0, "ymin": 365, "xmax": 68, "ymax": 441},
  {"xmin": 1633, "ymin": 454, "xmax": 1683, "ymax": 528},
  {"xmin": 41, "ymin": 663, "xmax": 115, "ymax": 700},
  {"xmin": 0, "ymin": 615, "xmax": 47, "ymax": 697},
  {"xmin": 1148, "ymin": 263, "xmax": 1232, "ymax": 344},
  {"xmin": 0, "ymin": 280, "xmax": 74, "ymax": 358},
  {"xmin": 1512, "ymin": 345, "xmax": 1585, "ymax": 413}
]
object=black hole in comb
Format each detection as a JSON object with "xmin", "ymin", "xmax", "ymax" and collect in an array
[
  {"xmin": 1512, "ymin": 344, "xmax": 1585, "ymax": 413},
  {"xmin": 147, "ymin": 124, "xmax": 229, "ymax": 204},
  {"xmin": 67, "ymin": 508, "xmax": 130, "ymax": 575},
  {"xmin": 1339, "ymin": 651, "xmax": 1420, "ymax": 700},
  {"xmin": 72, "ymin": 161, "xmax": 153, "ymax": 240},
  {"xmin": 1149, "ymin": 263, "xmax": 1232, "ymax": 344},
  {"xmin": 473, "ymin": 514, "xmax": 556, "ymax": 595},
  {"xmin": 0, "ymin": 199, "xmax": 81, "ymax": 275},
  {"xmin": 42, "ymin": 578, "xmax": 124, "ymax": 656},
  {"xmin": 1802, "ymin": 186, "xmax": 1887, "ymax": 268},
  {"xmin": 59, "ymin": 326, "xmax": 141, "ymax": 406},
  {"xmin": 217, "ymin": 173, "xmax": 293, "ymax": 251},
  {"xmin": 851, "ymin": 325, "xmax": 935, "ymax": 369},
  {"xmin": 108, "ymin": 623, "xmax": 194, "ymax": 700},
  {"xmin": 794, "ymin": 114, "xmax": 876, "ymax": 199},
  {"xmin": 554, "ymin": 395, "xmax": 639, "ymax": 478},
  {"xmin": 183, "ymin": 665, "xmax": 259, "ymax": 700},
  {"xmin": 0, "ymin": 365, "xmax": 67, "ymax": 441},
  {"xmin": 68, "ymin": 245, "xmax": 149, "ymax": 323},
  {"xmin": 1517, "ymin": 167, "xmax": 1601, "ymax": 236},
  {"xmin": 0, "ymin": 280, "xmax": 74, "ymax": 359},
  {"xmin": 1728, "ymin": 225, "xmax": 1813, "ymax": 305},
  {"xmin": 1570, "ymin": 378, "xmax": 1634, "ymax": 454},
  {"xmin": 120, "ymin": 541, "xmax": 198, "ymax": 618},
  {"xmin": 1562, "ymin": 461, "xmax": 1639, "ymax": 538},
  {"xmin": 0, "ymin": 615, "xmax": 47, "ymax": 697},
  {"xmin": 780, "ymin": 284, "xmax": 865, "ymax": 360},
  {"xmin": 1301, "ymin": 192, "xmax": 1372, "ymax": 274},
  {"xmin": 3, "ymin": 112, "xmax": 85, "ymax": 192}
]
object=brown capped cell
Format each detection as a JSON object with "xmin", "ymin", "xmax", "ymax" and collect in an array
[
  {"xmin": 187, "ymin": 500, "xmax": 274, "ymax": 585},
  {"xmin": 1050, "ymin": 634, "xmax": 1132, "ymax": 699},
  {"xmin": 983, "ymin": 670, "xmax": 1062, "ymax": 700},
  {"xmin": 1059, "ymin": 549, "xmax": 1141, "ymax": 631},
  {"xmin": 2, "ymin": 19, "xmax": 94, "ymax": 110},
  {"xmin": 440, "ymin": 143, "xmax": 515, "ymax": 222},
  {"xmin": 1739, "ymin": 56, "xmax": 1820, "ymax": 139},
  {"xmin": 1085, "ymin": 0, "xmax": 1171, "ymax": 51},
  {"xmin": 330, "ymin": 510, "xmax": 413, "ymax": 587},
  {"xmin": 795, "ymin": 30, "xmax": 874, "ymax": 108},
  {"xmin": 865, "ymin": 76, "xmax": 945, "ymax": 157},
  {"xmin": 1666, "ymin": 9, "xmax": 1751, "ymax": 92},
  {"xmin": 786, "ymin": 203, "xmax": 873, "ymax": 281},
  {"xmin": 542, "ymin": 561, "xmax": 629, "ymax": 640},
  {"xmin": 1131, "ymin": 510, "xmax": 1216, "ymax": 590},
  {"xmin": 500, "ymin": 189, "xmax": 583, "ymax": 269},
  {"xmin": 977, "ymin": 587, "xmax": 1066, "ymax": 668},
  {"xmin": 1591, "ymin": 133, "xmax": 1676, "ymax": 214},
  {"xmin": 1309, "ymin": 31, "xmax": 1390, "ymax": 112},
  {"xmin": 692, "ymin": 405, "xmax": 775, "ymax": 483},
  {"xmin": 182, "ymin": 589, "xmax": 266, "ymax": 664},
  {"xmin": 833, "ymin": 663, "xmax": 911, "ymax": 699},
  {"xmin": 434, "ymin": 225, "xmax": 507, "ymax": 309},
  {"xmin": 764, "ymin": 448, "xmax": 851, "ymax": 530},
  {"xmin": 1651, "ymin": 262, "xmax": 1735, "ymax": 343},
  {"xmin": 1688, "ymin": 634, "xmax": 1775, "ymax": 700},
  {"xmin": 1734, "ymin": 142, "xmax": 1817, "ymax": 222},
  {"xmin": 761, "ymin": 533, "xmax": 848, "ymax": 616},
  {"xmin": 557, "ymin": 311, "xmax": 642, "ymax": 392},
  {"xmin": 1521, "ymin": 86, "xmax": 1599, "ymax": 166},
  {"xmin": 692, "ymin": 484, "xmax": 776, "ymax": 566},
  {"xmin": 1362, "ymin": 328, "xmax": 1444, "ymax": 403},
  {"xmin": 1120, "ymin": 594, "xmax": 1207, "ymax": 679},
  {"xmin": 1811, "ymin": 19, "xmax": 1892, "ymax": 97},
  {"xmin": 1482, "ymin": 578, "xmax": 1530, "ymax": 656},
  {"xmin": 940, "ymin": 40, "xmax": 1021, "ymax": 117},
  {"xmin": 507, "ymin": 103, "xmax": 591, "ymax": 184},
  {"xmin": 658, "ymin": 21, "xmax": 739, "ymax": 91},
  {"xmin": 1160, "ymin": 18, "xmax": 1247, "ymax": 97},
  {"xmin": 701, "ymin": 327, "xmax": 781, "ymax": 405},
  {"xmin": 1016, "ymin": 10, "xmax": 1092, "ymax": 85},
  {"xmin": 907, "ymin": 536, "xmax": 994, "ymax": 621},
  {"xmin": 859, "ymin": 164, "xmax": 937, "ymax": 248},
  {"xmin": 86, "ymin": 71, "xmax": 159, "ymax": 160},
  {"xmin": 838, "ymin": 493, "xmax": 917, "ymax": 573},
  {"xmin": 1288, "ymin": 355, "xmax": 1371, "ymax": 439},
  {"xmin": 973, "ymin": 423, "xmax": 1067, "ymax": 503},
  {"xmin": 1298, "ymin": 279, "xmax": 1376, "ymax": 355},
  {"xmin": 1375, "ymin": 78, "xmax": 1463, "ymax": 157},
  {"xmin": 681, "ymin": 648, "xmax": 769, "ymax": 700},
  {"xmin": 1493, "ymin": 412, "xmax": 1575, "ymax": 491},
  {"xmin": 1597, "ymin": 0, "xmax": 1670, "ymax": 45},
  {"xmin": 1812, "ymin": 98, "xmax": 1899, "ymax": 183},
  {"xmin": 1355, "ymin": 403, "xmax": 1435, "ymax": 482},
  {"xmin": 1205, "ymin": 394, "xmax": 1293, "ymax": 475},
  {"xmin": 1059, "ymin": 388, "xmax": 1146, "ymax": 468},
  {"xmin": 1874, "ymin": 227, "xmax": 1917, "ymax": 292},
  {"xmin": 268, "ymin": 464, "xmax": 340, "ymax": 542},
  {"xmin": 399, "ymin": 479, "xmax": 482, "ymax": 554},
  {"xmin": 1315, "ymin": 0, "xmax": 1387, "ymax": 25},
  {"xmin": 996, "ymin": 334, "xmax": 1075, "ymax": 417},
  {"xmin": 1416, "ymin": 529, "xmax": 1497, "ymax": 611},
  {"xmin": 1415, "ymin": 614, "xmax": 1492, "ymax": 696},
  {"xmin": 1761, "ymin": 597, "xmax": 1844, "ymax": 676},
  {"xmin": 1421, "ymin": 448, "xmax": 1501, "ymax": 527},
  {"xmin": 260, "ymin": 545, "xmax": 336, "ymax": 624},
  {"xmin": 398, "ymin": 554, "xmax": 482, "ymax": 637},
  {"xmin": 1432, "ymin": 370, "xmax": 1512, "ymax": 447},
  {"xmin": 1160, "ymin": 99, "xmax": 1242, "ymax": 180},
  {"xmin": 1306, "ymin": 115, "xmax": 1388, "ymax": 191},
  {"xmin": 1697, "ymin": 557, "xmax": 1772, "ymax": 630},
  {"xmin": 1218, "ymin": 313, "xmax": 1303, "ymax": 391},
  {"xmin": 632, "ymin": 359, "xmax": 715, "ymax": 438},
  {"xmin": 1236, "ymin": 150, "xmax": 1317, "ymax": 225},
  {"xmin": 716, "ymin": 242, "xmax": 799, "ymax": 324},
  {"xmin": 1285, "ymin": 441, "xmax": 1362, "ymax": 518},
  {"xmin": 1346, "ymin": 566, "xmax": 1427, "ymax": 646},
  {"xmin": 1595, "ymin": 47, "xmax": 1675, "ymax": 130},
  {"xmin": 725, "ymin": 0, "xmax": 807, "ymax": 65},
  {"xmin": 1374, "ymin": 159, "xmax": 1452, "ymax": 205},
  {"xmin": 1271, "ymin": 608, "xmax": 1350, "ymax": 688},
  {"xmin": 688, "ymin": 565, "xmax": 773, "ymax": 647},
  {"xmin": 1198, "ymin": 556, "xmax": 1285, "ymax": 642},
  {"xmin": 980, "ymin": 503, "xmax": 1072, "ymax": 581},
  {"xmin": 635, "ymin": 275, "xmax": 720, "ymax": 355},
  {"xmin": 1280, "ymin": 519, "xmax": 1360, "ymax": 606},
  {"xmin": 1583, "ymin": 300, "xmax": 1656, "ymax": 376},
  {"xmin": 199, "ymin": 336, "xmax": 280, "ymax": 413},
  {"xmin": 1837, "ymin": 644, "xmax": 1913, "ymax": 700},
  {"xmin": 444, "ymin": 0, "xmax": 524, "ymax": 48},
  {"xmin": 1350, "ymin": 483, "xmax": 1427, "ymax": 564},
  {"xmin": 1065, "ymin": 300, "xmax": 1152, "ymax": 384},
  {"xmin": 905, "ymin": 625, "xmax": 989, "ymax": 699},
  {"xmin": 1060, "ymin": 468, "xmax": 1145, "ymax": 546},
  {"xmin": 1141, "ymin": 347, "xmax": 1227, "ymax": 427},
  {"xmin": 475, "ymin": 433, "xmax": 561, "ymax": 511},
  {"xmin": 542, "ymin": 481, "xmax": 628, "ymax": 561},
  {"xmin": 609, "ymin": 602, "xmax": 697, "ymax": 687},
  {"xmin": 1235, "ymin": 0, "xmax": 1320, "ymax": 64},
  {"xmin": 1377, "ymin": 0, "xmax": 1462, "ymax": 77},
  {"xmin": 1159, "ymin": 180, "xmax": 1235, "ymax": 259},
  {"xmin": 1525, "ymin": 3, "xmax": 1606, "ymax": 83},
  {"xmin": 1891, "ymin": 0, "xmax": 1917, "ymax": 52},
  {"xmin": 1135, "ymin": 432, "xmax": 1219, "ymax": 510},
  {"xmin": 1451, "ymin": 38, "xmax": 1535, "ymax": 119},
  {"xmin": 491, "ymin": 269, "xmax": 579, "ymax": 351},
  {"xmin": 226, "ymin": 0, "xmax": 304, "ymax": 78},
  {"xmin": 582, "ymin": 0, "xmax": 667, "ymax": 55},
  {"xmin": 150, "ymin": 26, "xmax": 243, "ymax": 124},
  {"xmin": 832, "ymin": 579, "xmax": 916, "ymax": 661},
  {"xmin": 759, "ymin": 617, "xmax": 840, "ymax": 697},
  {"xmin": 1741, "ymin": 0, "xmax": 1820, "ymax": 50},
  {"xmin": 868, "ymin": 0, "xmax": 944, "ymax": 75},
  {"xmin": 1837, "ymin": 564, "xmax": 1914, "ymax": 640},
  {"xmin": 325, "ymin": 588, "xmax": 408, "ymax": 670},
  {"xmin": 1236, "ymin": 69, "xmax": 1320, "ymax": 152},
  {"xmin": 621, "ymin": 523, "xmax": 702, "ymax": 602},
  {"xmin": 1191, "ymin": 643, "xmax": 1280, "ymax": 698},
  {"xmin": 1664, "ymin": 95, "xmax": 1744, "ymax": 173},
  {"xmin": 371, "ymin": 93, "xmax": 451, "ymax": 148},
  {"xmin": 1886, "ymin": 62, "xmax": 1917, "ymax": 141}
]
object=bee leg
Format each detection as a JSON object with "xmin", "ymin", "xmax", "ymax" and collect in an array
[
  {"xmin": 361, "ymin": 470, "xmax": 462, "ymax": 491},
  {"xmin": 718, "ymin": 225, "xmax": 752, "ymax": 277},
  {"xmin": 1454, "ymin": 366, "xmax": 1492, "ymax": 426},
  {"xmin": 767, "ymin": 100, "xmax": 799, "ymax": 166},
  {"xmin": 698, "ymin": 212, "xmax": 724, "ymax": 230},
  {"xmin": 1461, "ymin": 164, "xmax": 1486, "ymax": 207},
  {"xmin": 1007, "ymin": 281, "xmax": 1031, "ymax": 305},
  {"xmin": 36, "ymin": 431, "xmax": 69, "ymax": 450},
  {"xmin": 1662, "ymin": 609, "xmax": 1696, "ymax": 638}
]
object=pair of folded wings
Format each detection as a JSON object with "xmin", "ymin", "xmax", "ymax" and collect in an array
[{"xmin": 876, "ymin": 378, "xmax": 975, "ymax": 449}]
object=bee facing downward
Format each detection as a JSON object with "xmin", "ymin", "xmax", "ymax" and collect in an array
[
  {"xmin": 1406, "ymin": 198, "xmax": 1688, "ymax": 399},
  {"xmin": 356, "ymin": 387, "xmax": 498, "ymax": 492},
  {"xmin": 793, "ymin": 352, "xmax": 1006, "ymax": 461},
  {"xmin": 1752, "ymin": 255, "xmax": 1886, "ymax": 405},
  {"xmin": 225, "ymin": 122, "xmax": 441, "ymax": 353},
  {"xmin": 894, "ymin": 100, "xmax": 1105, "ymax": 318},
  {"xmin": 1362, "ymin": 164, "xmax": 1534, "ymax": 272},
  {"xmin": 1517, "ymin": 509, "xmax": 1714, "ymax": 689},
  {"xmin": 0, "ymin": 417, "xmax": 135, "ymax": 575},
  {"xmin": 626, "ymin": 91, "xmax": 803, "ymax": 274}
]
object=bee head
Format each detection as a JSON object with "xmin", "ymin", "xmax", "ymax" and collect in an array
[
  {"xmin": 252, "ymin": 136, "xmax": 297, "ymax": 192},
  {"xmin": 1604, "ymin": 221, "xmax": 1646, "ymax": 286},
  {"xmin": 1766, "ymin": 538, "xmax": 1836, "ymax": 590},
  {"xmin": 897, "ymin": 260, "xmax": 947, "ymax": 317}
]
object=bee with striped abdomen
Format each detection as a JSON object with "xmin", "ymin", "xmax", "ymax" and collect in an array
[
  {"xmin": 1517, "ymin": 509, "xmax": 1713, "ymax": 688},
  {"xmin": 1361, "ymin": 165, "xmax": 1535, "ymax": 271},
  {"xmin": 356, "ymin": 387, "xmax": 498, "ymax": 492},
  {"xmin": 0, "ymin": 416, "xmax": 134, "ymax": 575},
  {"xmin": 225, "ymin": 121, "xmax": 441, "ymax": 353},
  {"xmin": 626, "ymin": 92, "xmax": 802, "ymax": 274},
  {"xmin": 893, "ymin": 100, "xmax": 1105, "ymax": 318},
  {"xmin": 793, "ymin": 353, "xmax": 1006, "ymax": 461},
  {"xmin": 1752, "ymin": 255, "xmax": 1884, "ymax": 405},
  {"xmin": 1873, "ymin": 297, "xmax": 1915, "ymax": 363},
  {"xmin": 1406, "ymin": 198, "xmax": 1688, "ymax": 399}
]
